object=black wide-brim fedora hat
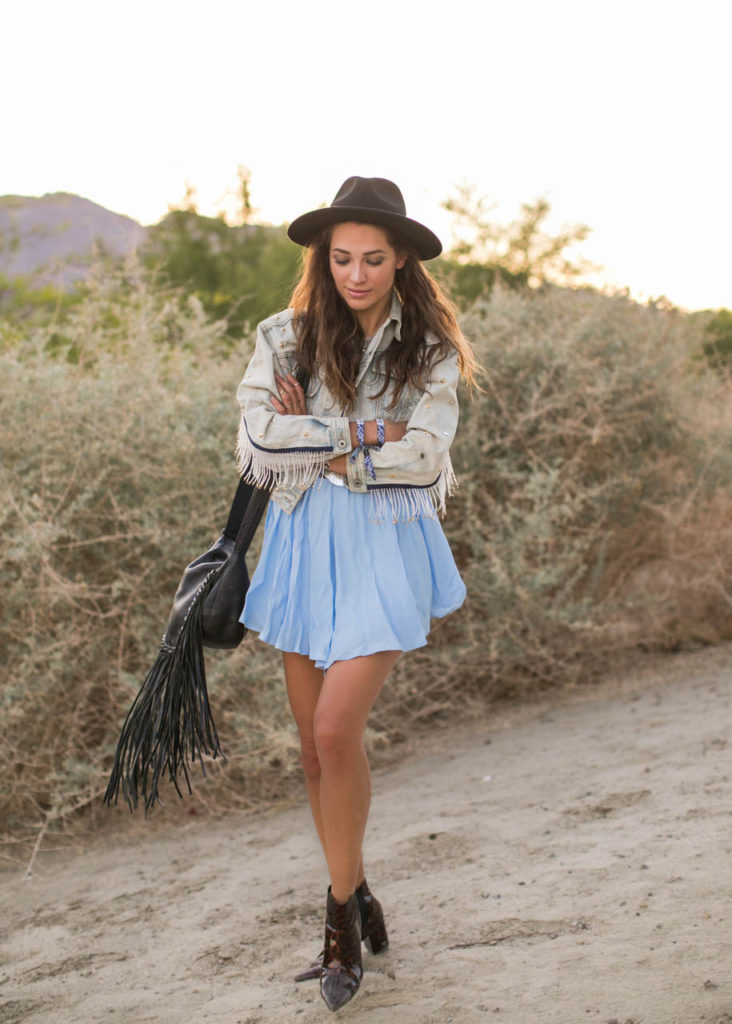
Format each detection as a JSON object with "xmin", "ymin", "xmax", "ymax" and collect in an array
[{"xmin": 287, "ymin": 176, "xmax": 442, "ymax": 261}]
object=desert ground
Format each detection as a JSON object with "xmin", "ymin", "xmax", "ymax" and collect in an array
[{"xmin": 2, "ymin": 645, "xmax": 731, "ymax": 1024}]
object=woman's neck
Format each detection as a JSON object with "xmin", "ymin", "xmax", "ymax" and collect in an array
[{"xmin": 355, "ymin": 294, "xmax": 393, "ymax": 339}]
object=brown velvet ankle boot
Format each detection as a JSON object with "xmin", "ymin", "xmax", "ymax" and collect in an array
[
  {"xmin": 319, "ymin": 890, "xmax": 362, "ymax": 1012},
  {"xmin": 294, "ymin": 878, "xmax": 388, "ymax": 982}
]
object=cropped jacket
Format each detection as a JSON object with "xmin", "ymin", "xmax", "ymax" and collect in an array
[{"xmin": 236, "ymin": 293, "xmax": 460, "ymax": 522}]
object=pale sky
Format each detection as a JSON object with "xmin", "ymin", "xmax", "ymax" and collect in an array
[{"xmin": 3, "ymin": 0, "xmax": 730, "ymax": 310}]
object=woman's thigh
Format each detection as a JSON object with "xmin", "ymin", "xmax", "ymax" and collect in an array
[
  {"xmin": 283, "ymin": 651, "xmax": 324, "ymax": 743},
  {"xmin": 315, "ymin": 651, "xmax": 401, "ymax": 743}
]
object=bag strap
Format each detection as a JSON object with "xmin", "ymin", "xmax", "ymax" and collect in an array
[
  {"xmin": 232, "ymin": 481, "xmax": 272, "ymax": 553},
  {"xmin": 221, "ymin": 477, "xmax": 260, "ymax": 541}
]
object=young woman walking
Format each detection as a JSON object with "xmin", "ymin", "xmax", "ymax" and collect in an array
[{"xmin": 236, "ymin": 176, "xmax": 477, "ymax": 1011}]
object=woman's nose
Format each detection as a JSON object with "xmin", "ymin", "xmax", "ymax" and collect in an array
[{"xmin": 349, "ymin": 260, "xmax": 366, "ymax": 283}]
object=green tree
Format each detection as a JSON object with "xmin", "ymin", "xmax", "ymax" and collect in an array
[
  {"xmin": 442, "ymin": 183, "xmax": 595, "ymax": 289},
  {"xmin": 0, "ymin": 272, "xmax": 77, "ymax": 327},
  {"xmin": 142, "ymin": 209, "xmax": 301, "ymax": 339},
  {"xmin": 231, "ymin": 165, "xmax": 255, "ymax": 226},
  {"xmin": 432, "ymin": 258, "xmax": 525, "ymax": 310},
  {"xmin": 700, "ymin": 308, "xmax": 732, "ymax": 366}
]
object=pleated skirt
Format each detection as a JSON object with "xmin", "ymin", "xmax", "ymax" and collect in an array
[{"xmin": 240, "ymin": 478, "xmax": 466, "ymax": 670}]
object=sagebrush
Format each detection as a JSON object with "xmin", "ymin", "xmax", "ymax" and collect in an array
[{"xmin": 2, "ymin": 265, "xmax": 731, "ymax": 852}]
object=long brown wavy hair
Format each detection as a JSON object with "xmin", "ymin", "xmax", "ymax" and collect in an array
[{"xmin": 289, "ymin": 223, "xmax": 479, "ymax": 411}]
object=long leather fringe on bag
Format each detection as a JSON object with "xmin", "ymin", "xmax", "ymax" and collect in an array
[{"xmin": 103, "ymin": 478, "xmax": 271, "ymax": 812}]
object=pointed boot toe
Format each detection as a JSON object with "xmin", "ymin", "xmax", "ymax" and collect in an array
[
  {"xmin": 319, "ymin": 891, "xmax": 362, "ymax": 1012},
  {"xmin": 299, "ymin": 879, "xmax": 388, "ymax": 982},
  {"xmin": 294, "ymin": 950, "xmax": 323, "ymax": 983},
  {"xmin": 320, "ymin": 965, "xmax": 362, "ymax": 1012}
]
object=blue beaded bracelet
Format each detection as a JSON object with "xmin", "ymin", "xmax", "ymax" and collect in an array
[
  {"xmin": 376, "ymin": 417, "xmax": 385, "ymax": 446},
  {"xmin": 350, "ymin": 418, "xmax": 376, "ymax": 479}
]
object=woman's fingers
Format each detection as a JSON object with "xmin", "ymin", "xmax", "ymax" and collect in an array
[
  {"xmin": 271, "ymin": 381, "xmax": 291, "ymax": 413},
  {"xmin": 270, "ymin": 394, "xmax": 287, "ymax": 414},
  {"xmin": 272, "ymin": 373, "xmax": 307, "ymax": 415},
  {"xmin": 285, "ymin": 373, "xmax": 307, "ymax": 413}
]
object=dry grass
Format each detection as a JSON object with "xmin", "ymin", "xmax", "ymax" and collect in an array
[{"xmin": 3, "ymin": 267, "xmax": 732, "ymax": 856}]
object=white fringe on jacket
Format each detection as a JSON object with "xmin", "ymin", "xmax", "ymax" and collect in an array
[
  {"xmin": 367, "ymin": 454, "xmax": 457, "ymax": 523},
  {"xmin": 237, "ymin": 418, "xmax": 457, "ymax": 524},
  {"xmin": 236, "ymin": 419, "xmax": 330, "ymax": 490}
]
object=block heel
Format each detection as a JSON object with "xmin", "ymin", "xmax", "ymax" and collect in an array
[{"xmin": 357, "ymin": 878, "xmax": 389, "ymax": 955}]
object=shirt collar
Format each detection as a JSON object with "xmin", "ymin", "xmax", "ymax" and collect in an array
[
  {"xmin": 367, "ymin": 291, "xmax": 402, "ymax": 347},
  {"xmin": 355, "ymin": 292, "xmax": 403, "ymax": 387},
  {"xmin": 388, "ymin": 290, "xmax": 402, "ymax": 341}
]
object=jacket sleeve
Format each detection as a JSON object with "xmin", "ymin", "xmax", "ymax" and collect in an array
[
  {"xmin": 345, "ymin": 347, "xmax": 460, "ymax": 503},
  {"xmin": 236, "ymin": 314, "xmax": 352, "ymax": 489}
]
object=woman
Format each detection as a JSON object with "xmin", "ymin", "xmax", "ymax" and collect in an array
[{"xmin": 236, "ymin": 177, "xmax": 477, "ymax": 1012}]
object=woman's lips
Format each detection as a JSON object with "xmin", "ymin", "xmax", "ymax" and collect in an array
[{"xmin": 346, "ymin": 288, "xmax": 369, "ymax": 298}]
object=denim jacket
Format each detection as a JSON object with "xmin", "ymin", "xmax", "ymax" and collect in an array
[{"xmin": 236, "ymin": 292, "xmax": 459, "ymax": 522}]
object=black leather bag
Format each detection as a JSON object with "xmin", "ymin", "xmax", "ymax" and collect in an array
[
  {"xmin": 166, "ymin": 479, "xmax": 270, "ymax": 651},
  {"xmin": 104, "ymin": 477, "xmax": 271, "ymax": 811}
]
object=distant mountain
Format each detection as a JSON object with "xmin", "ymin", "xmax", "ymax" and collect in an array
[{"xmin": 0, "ymin": 192, "xmax": 147, "ymax": 288}]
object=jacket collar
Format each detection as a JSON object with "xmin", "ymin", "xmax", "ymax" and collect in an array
[
  {"xmin": 365, "ymin": 291, "xmax": 402, "ymax": 348},
  {"xmin": 356, "ymin": 292, "xmax": 402, "ymax": 387},
  {"xmin": 388, "ymin": 290, "xmax": 403, "ymax": 342}
]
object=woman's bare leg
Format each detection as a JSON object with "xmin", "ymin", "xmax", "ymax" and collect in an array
[
  {"xmin": 283, "ymin": 652, "xmax": 368, "ymax": 886},
  {"xmin": 313, "ymin": 651, "xmax": 400, "ymax": 903},
  {"xmin": 284, "ymin": 650, "xmax": 398, "ymax": 892},
  {"xmin": 283, "ymin": 652, "xmax": 328, "ymax": 855}
]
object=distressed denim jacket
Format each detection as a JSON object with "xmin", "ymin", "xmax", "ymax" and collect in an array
[{"xmin": 236, "ymin": 292, "xmax": 459, "ymax": 522}]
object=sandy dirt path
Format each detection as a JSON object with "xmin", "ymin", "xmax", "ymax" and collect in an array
[{"xmin": 2, "ymin": 646, "xmax": 731, "ymax": 1024}]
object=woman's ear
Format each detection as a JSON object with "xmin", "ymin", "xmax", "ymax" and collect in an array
[{"xmin": 396, "ymin": 253, "xmax": 407, "ymax": 269}]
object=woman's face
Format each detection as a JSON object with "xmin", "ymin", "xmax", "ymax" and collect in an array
[{"xmin": 329, "ymin": 222, "xmax": 406, "ymax": 330}]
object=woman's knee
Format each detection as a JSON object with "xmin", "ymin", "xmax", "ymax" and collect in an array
[{"xmin": 313, "ymin": 712, "xmax": 362, "ymax": 769}]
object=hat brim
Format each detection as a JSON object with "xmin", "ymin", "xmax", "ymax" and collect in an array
[{"xmin": 287, "ymin": 206, "xmax": 442, "ymax": 261}]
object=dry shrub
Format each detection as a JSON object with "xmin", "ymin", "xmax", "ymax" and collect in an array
[
  {"xmin": 0, "ymin": 262, "xmax": 271, "ymax": 848},
  {"xmin": 2, "ymin": 270, "xmax": 732, "ymax": 851},
  {"xmin": 599, "ymin": 491, "xmax": 732, "ymax": 650},
  {"xmin": 422, "ymin": 284, "xmax": 732, "ymax": 705}
]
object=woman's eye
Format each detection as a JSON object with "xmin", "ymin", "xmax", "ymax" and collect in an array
[
  {"xmin": 333, "ymin": 258, "xmax": 349, "ymax": 266},
  {"xmin": 366, "ymin": 260, "xmax": 384, "ymax": 267}
]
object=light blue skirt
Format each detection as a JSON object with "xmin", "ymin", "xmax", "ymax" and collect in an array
[{"xmin": 240, "ymin": 479, "xmax": 466, "ymax": 670}]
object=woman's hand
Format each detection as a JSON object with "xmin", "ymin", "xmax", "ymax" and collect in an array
[{"xmin": 271, "ymin": 373, "xmax": 307, "ymax": 415}]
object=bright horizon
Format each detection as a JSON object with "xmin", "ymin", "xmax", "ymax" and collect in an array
[{"xmin": 3, "ymin": 0, "xmax": 730, "ymax": 312}]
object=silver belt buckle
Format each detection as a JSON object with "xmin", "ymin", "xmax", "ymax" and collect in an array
[{"xmin": 324, "ymin": 471, "xmax": 346, "ymax": 487}]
